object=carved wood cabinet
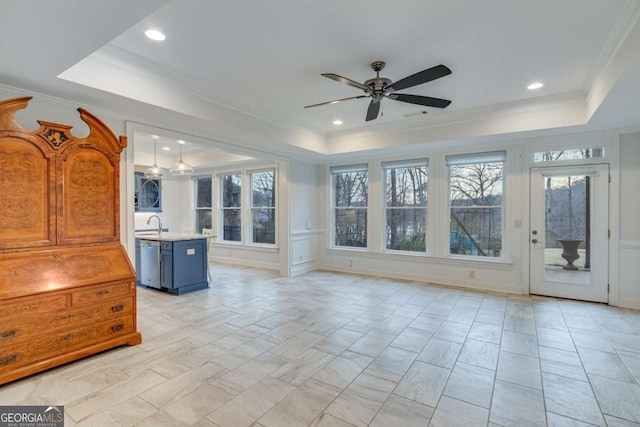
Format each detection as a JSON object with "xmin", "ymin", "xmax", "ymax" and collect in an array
[{"xmin": 0, "ymin": 97, "xmax": 141, "ymax": 384}]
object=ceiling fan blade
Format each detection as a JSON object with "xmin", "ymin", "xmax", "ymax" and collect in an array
[
  {"xmin": 366, "ymin": 100, "xmax": 381, "ymax": 121},
  {"xmin": 386, "ymin": 64, "xmax": 452, "ymax": 92},
  {"xmin": 304, "ymin": 95, "xmax": 368, "ymax": 109},
  {"xmin": 322, "ymin": 73, "xmax": 370, "ymax": 92},
  {"xmin": 388, "ymin": 93, "xmax": 452, "ymax": 108}
]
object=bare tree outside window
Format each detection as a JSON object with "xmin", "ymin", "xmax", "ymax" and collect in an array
[
  {"xmin": 250, "ymin": 169, "xmax": 276, "ymax": 244},
  {"xmin": 384, "ymin": 161, "xmax": 428, "ymax": 252},
  {"xmin": 332, "ymin": 166, "xmax": 368, "ymax": 248},
  {"xmin": 221, "ymin": 173, "xmax": 241, "ymax": 242},
  {"xmin": 448, "ymin": 152, "xmax": 505, "ymax": 257},
  {"xmin": 194, "ymin": 176, "xmax": 212, "ymax": 233}
]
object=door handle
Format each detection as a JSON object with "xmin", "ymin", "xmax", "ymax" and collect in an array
[{"xmin": 531, "ymin": 239, "xmax": 543, "ymax": 244}]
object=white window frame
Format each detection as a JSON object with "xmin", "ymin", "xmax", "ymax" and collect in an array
[
  {"xmin": 446, "ymin": 151, "xmax": 506, "ymax": 260},
  {"xmin": 248, "ymin": 167, "xmax": 277, "ymax": 247},
  {"xmin": 382, "ymin": 159, "xmax": 429, "ymax": 254},
  {"xmin": 218, "ymin": 171, "xmax": 243, "ymax": 244},
  {"xmin": 192, "ymin": 174, "xmax": 213, "ymax": 234},
  {"xmin": 330, "ymin": 164, "xmax": 369, "ymax": 250}
]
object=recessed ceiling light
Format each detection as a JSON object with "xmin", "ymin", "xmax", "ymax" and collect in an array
[
  {"xmin": 527, "ymin": 81, "xmax": 544, "ymax": 90},
  {"xmin": 145, "ymin": 29, "xmax": 166, "ymax": 41},
  {"xmin": 162, "ymin": 146, "xmax": 171, "ymax": 151},
  {"xmin": 332, "ymin": 120, "xmax": 343, "ymax": 126},
  {"xmin": 177, "ymin": 140, "xmax": 186, "ymax": 145}
]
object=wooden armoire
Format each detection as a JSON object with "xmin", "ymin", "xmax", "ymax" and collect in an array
[{"xmin": 0, "ymin": 97, "xmax": 141, "ymax": 384}]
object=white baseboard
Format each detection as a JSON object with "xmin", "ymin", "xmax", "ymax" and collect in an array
[
  {"xmin": 318, "ymin": 264, "xmax": 522, "ymax": 295},
  {"xmin": 291, "ymin": 261, "xmax": 318, "ymax": 277},
  {"xmin": 615, "ymin": 299, "xmax": 640, "ymax": 310},
  {"xmin": 211, "ymin": 256, "xmax": 279, "ymax": 271}
]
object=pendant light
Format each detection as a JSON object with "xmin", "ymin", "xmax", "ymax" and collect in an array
[
  {"xmin": 170, "ymin": 140, "xmax": 194, "ymax": 176},
  {"xmin": 144, "ymin": 136, "xmax": 165, "ymax": 179}
]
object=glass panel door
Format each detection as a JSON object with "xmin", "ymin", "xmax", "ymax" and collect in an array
[{"xmin": 530, "ymin": 165, "xmax": 609, "ymax": 302}]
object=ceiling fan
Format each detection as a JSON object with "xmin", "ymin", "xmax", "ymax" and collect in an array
[{"xmin": 304, "ymin": 61, "xmax": 452, "ymax": 121}]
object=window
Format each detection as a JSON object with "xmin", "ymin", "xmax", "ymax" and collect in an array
[
  {"xmin": 250, "ymin": 169, "xmax": 276, "ymax": 244},
  {"xmin": 193, "ymin": 176, "xmax": 212, "ymax": 233},
  {"xmin": 383, "ymin": 159, "xmax": 428, "ymax": 252},
  {"xmin": 220, "ymin": 173, "xmax": 241, "ymax": 242},
  {"xmin": 447, "ymin": 151, "xmax": 505, "ymax": 258},
  {"xmin": 331, "ymin": 164, "xmax": 368, "ymax": 248},
  {"xmin": 534, "ymin": 147, "xmax": 605, "ymax": 163}
]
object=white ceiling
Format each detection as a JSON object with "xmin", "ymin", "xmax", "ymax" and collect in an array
[{"xmin": 1, "ymin": 0, "xmax": 640, "ymax": 159}]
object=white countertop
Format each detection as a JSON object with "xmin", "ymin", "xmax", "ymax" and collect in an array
[{"xmin": 135, "ymin": 232, "xmax": 208, "ymax": 242}]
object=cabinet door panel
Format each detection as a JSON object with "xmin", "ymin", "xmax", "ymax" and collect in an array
[
  {"xmin": 0, "ymin": 137, "xmax": 55, "ymax": 249},
  {"xmin": 58, "ymin": 148, "xmax": 118, "ymax": 244}
]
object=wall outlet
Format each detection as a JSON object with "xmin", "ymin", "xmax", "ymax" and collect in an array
[
  {"xmin": 305, "ymin": 220, "xmax": 312, "ymax": 230},
  {"xmin": 514, "ymin": 219, "xmax": 522, "ymax": 228},
  {"xmin": 347, "ymin": 259, "xmax": 353, "ymax": 267},
  {"xmin": 468, "ymin": 270, "xmax": 475, "ymax": 279}
]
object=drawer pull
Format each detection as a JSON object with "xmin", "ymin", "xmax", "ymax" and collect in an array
[
  {"xmin": 0, "ymin": 329, "xmax": 17, "ymax": 339},
  {"xmin": 96, "ymin": 290, "xmax": 110, "ymax": 296},
  {"xmin": 61, "ymin": 313, "xmax": 76, "ymax": 319},
  {"xmin": 63, "ymin": 334, "xmax": 76, "ymax": 341},
  {"xmin": 111, "ymin": 304, "xmax": 124, "ymax": 313},
  {"xmin": 0, "ymin": 354, "xmax": 18, "ymax": 366},
  {"xmin": 111, "ymin": 323, "xmax": 124, "ymax": 333},
  {"xmin": 53, "ymin": 253, "xmax": 61, "ymax": 259}
]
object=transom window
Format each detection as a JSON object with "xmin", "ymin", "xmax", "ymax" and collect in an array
[
  {"xmin": 447, "ymin": 151, "xmax": 505, "ymax": 258},
  {"xmin": 383, "ymin": 159, "xmax": 428, "ymax": 253},
  {"xmin": 534, "ymin": 148, "xmax": 605, "ymax": 163}
]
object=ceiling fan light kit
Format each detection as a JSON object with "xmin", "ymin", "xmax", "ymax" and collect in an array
[{"xmin": 305, "ymin": 61, "xmax": 452, "ymax": 121}]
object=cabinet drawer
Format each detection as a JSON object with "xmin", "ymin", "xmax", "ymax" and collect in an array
[
  {"xmin": 0, "ymin": 296, "xmax": 134, "ymax": 348},
  {"xmin": 72, "ymin": 282, "xmax": 131, "ymax": 305},
  {"xmin": 1, "ymin": 293, "xmax": 70, "ymax": 318},
  {"xmin": 0, "ymin": 315, "xmax": 134, "ymax": 374}
]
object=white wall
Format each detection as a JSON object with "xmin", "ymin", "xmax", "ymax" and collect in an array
[
  {"xmin": 288, "ymin": 160, "xmax": 320, "ymax": 276},
  {"xmin": 618, "ymin": 133, "xmax": 640, "ymax": 308}
]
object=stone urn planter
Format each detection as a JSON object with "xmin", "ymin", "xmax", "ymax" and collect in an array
[{"xmin": 558, "ymin": 239, "xmax": 583, "ymax": 270}]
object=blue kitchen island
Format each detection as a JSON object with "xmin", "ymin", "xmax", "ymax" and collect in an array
[{"xmin": 135, "ymin": 232, "xmax": 209, "ymax": 295}]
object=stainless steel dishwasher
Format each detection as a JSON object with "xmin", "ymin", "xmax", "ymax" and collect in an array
[{"xmin": 140, "ymin": 240, "xmax": 161, "ymax": 288}]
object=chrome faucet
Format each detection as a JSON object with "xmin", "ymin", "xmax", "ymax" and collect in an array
[{"xmin": 147, "ymin": 215, "xmax": 162, "ymax": 235}]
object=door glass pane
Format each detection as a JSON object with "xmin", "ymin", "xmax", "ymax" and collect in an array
[{"xmin": 543, "ymin": 174, "xmax": 591, "ymax": 284}]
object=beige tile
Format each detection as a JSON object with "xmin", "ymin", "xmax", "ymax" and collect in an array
[
  {"xmin": 604, "ymin": 415, "xmax": 640, "ymax": 427},
  {"xmin": 577, "ymin": 346, "xmax": 636, "ymax": 383},
  {"xmin": 443, "ymin": 362, "xmax": 495, "ymax": 408},
  {"xmin": 569, "ymin": 328, "xmax": 616, "ymax": 353},
  {"xmin": 370, "ymin": 393, "xmax": 434, "ymax": 427},
  {"xmin": 501, "ymin": 330, "xmax": 538, "ymax": 357},
  {"xmin": 390, "ymin": 327, "xmax": 433, "ymax": 352},
  {"xmin": 162, "ymin": 382, "xmax": 236, "ymax": 424},
  {"xmin": 309, "ymin": 413, "xmax": 356, "ymax": 427},
  {"xmin": 590, "ymin": 374, "xmax": 640, "ymax": 423},
  {"xmin": 497, "ymin": 351, "xmax": 542, "ymax": 390},
  {"xmin": 467, "ymin": 322, "xmax": 502, "ymax": 344},
  {"xmin": 258, "ymin": 379, "xmax": 341, "ymax": 427},
  {"xmin": 536, "ymin": 327, "xmax": 575, "ymax": 352},
  {"xmin": 546, "ymin": 412, "xmax": 598, "ymax": 426},
  {"xmin": 314, "ymin": 328, "xmax": 364, "ymax": 355},
  {"xmin": 457, "ymin": 338, "xmax": 499, "ymax": 370},
  {"xmin": 325, "ymin": 373, "xmax": 396, "ymax": 427},
  {"xmin": 490, "ymin": 379, "xmax": 546, "ymax": 427},
  {"xmin": 364, "ymin": 347, "xmax": 418, "ymax": 382},
  {"xmin": 394, "ymin": 361, "xmax": 450, "ymax": 406},
  {"xmin": 207, "ymin": 376, "xmax": 295, "ymax": 427},
  {"xmin": 429, "ymin": 396, "xmax": 489, "ymax": 427},
  {"xmin": 312, "ymin": 351, "xmax": 373, "ymax": 389},
  {"xmin": 219, "ymin": 351, "xmax": 290, "ymax": 392},
  {"xmin": 348, "ymin": 331, "xmax": 396, "ymax": 357},
  {"xmin": 65, "ymin": 369, "xmax": 166, "ymax": 422},
  {"xmin": 542, "ymin": 372, "xmax": 605, "ymax": 426},
  {"xmin": 270, "ymin": 331, "xmax": 327, "ymax": 360},
  {"xmin": 79, "ymin": 396, "xmax": 157, "ymax": 426},
  {"xmin": 139, "ymin": 362, "xmax": 229, "ymax": 408},
  {"xmin": 272, "ymin": 348, "xmax": 335, "ymax": 386},
  {"xmin": 539, "ymin": 346, "xmax": 587, "ymax": 381},
  {"xmin": 433, "ymin": 321, "xmax": 471, "ymax": 344},
  {"xmin": 417, "ymin": 338, "xmax": 462, "ymax": 369}
]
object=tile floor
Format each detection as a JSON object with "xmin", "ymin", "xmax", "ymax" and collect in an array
[{"xmin": 2, "ymin": 264, "xmax": 640, "ymax": 426}]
